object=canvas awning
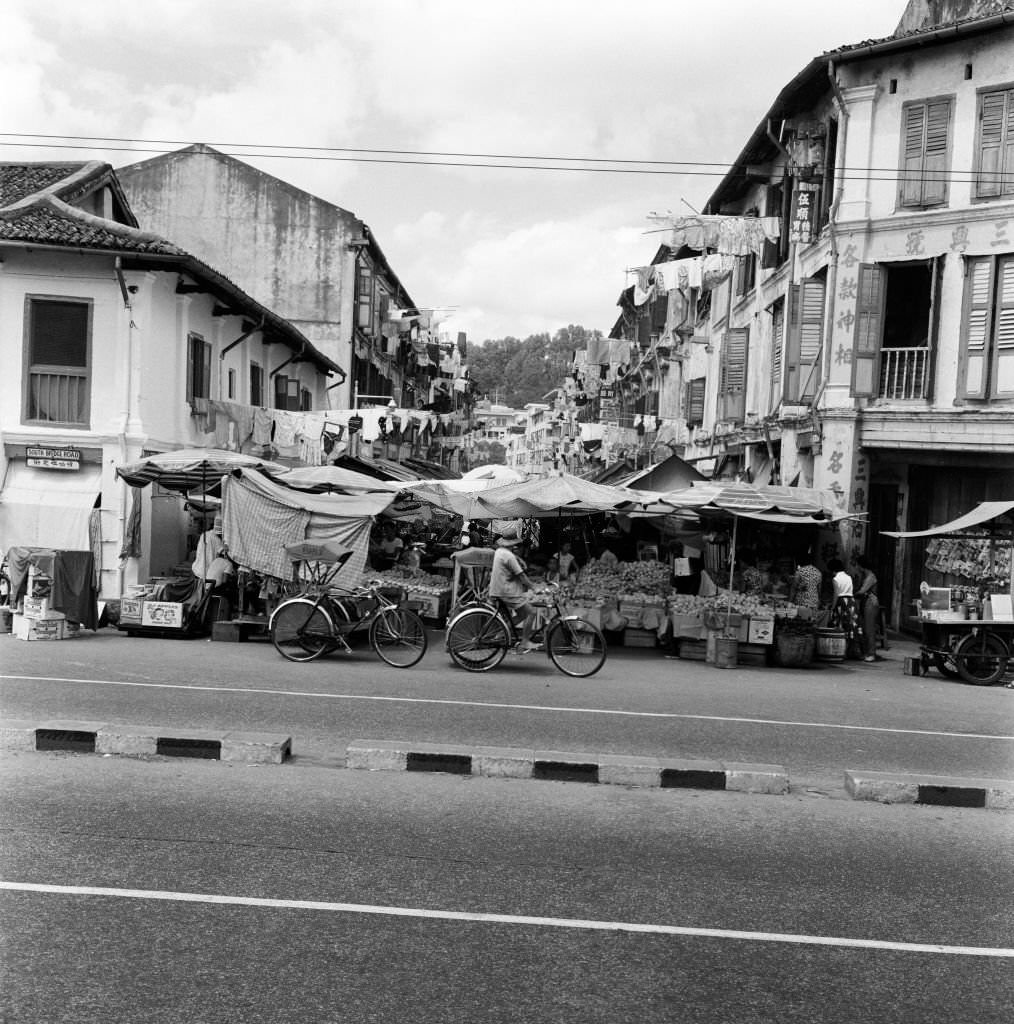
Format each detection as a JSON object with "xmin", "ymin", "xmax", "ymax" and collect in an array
[
  {"xmin": 0, "ymin": 462, "xmax": 101, "ymax": 551},
  {"xmin": 882, "ymin": 501, "xmax": 1014, "ymax": 538}
]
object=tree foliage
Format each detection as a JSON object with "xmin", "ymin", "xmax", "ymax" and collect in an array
[{"xmin": 469, "ymin": 325, "xmax": 604, "ymax": 408}]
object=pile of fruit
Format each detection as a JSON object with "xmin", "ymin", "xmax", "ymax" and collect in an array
[{"xmin": 373, "ymin": 567, "xmax": 450, "ymax": 595}]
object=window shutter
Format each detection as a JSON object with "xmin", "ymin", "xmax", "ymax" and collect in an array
[
  {"xmin": 1005, "ymin": 92, "xmax": 1014, "ymax": 197},
  {"xmin": 992, "ymin": 255, "xmax": 1014, "ymax": 398},
  {"xmin": 783, "ymin": 284, "xmax": 802, "ymax": 402},
  {"xmin": 356, "ymin": 266, "xmax": 373, "ymax": 329},
  {"xmin": 687, "ymin": 377, "xmax": 706, "ymax": 426},
  {"xmin": 901, "ymin": 104, "xmax": 927, "ymax": 206},
  {"xmin": 770, "ymin": 299, "xmax": 784, "ymax": 413},
  {"xmin": 977, "ymin": 90, "xmax": 1007, "ymax": 198},
  {"xmin": 186, "ymin": 336, "xmax": 196, "ymax": 403},
  {"xmin": 960, "ymin": 257, "xmax": 994, "ymax": 399},
  {"xmin": 761, "ymin": 184, "xmax": 782, "ymax": 269},
  {"xmin": 851, "ymin": 264, "xmax": 886, "ymax": 398},
  {"xmin": 922, "ymin": 100, "xmax": 950, "ymax": 206},
  {"xmin": 201, "ymin": 341, "xmax": 212, "ymax": 400},
  {"xmin": 798, "ymin": 276, "xmax": 825, "ymax": 402},
  {"xmin": 720, "ymin": 328, "xmax": 749, "ymax": 423}
]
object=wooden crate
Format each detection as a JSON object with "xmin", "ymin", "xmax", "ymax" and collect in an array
[
  {"xmin": 737, "ymin": 642, "xmax": 769, "ymax": 666},
  {"xmin": 678, "ymin": 638, "xmax": 707, "ymax": 661},
  {"xmin": 623, "ymin": 627, "xmax": 658, "ymax": 648}
]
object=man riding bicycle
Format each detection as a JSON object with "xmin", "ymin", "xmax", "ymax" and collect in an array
[{"xmin": 488, "ymin": 524, "xmax": 541, "ymax": 652}]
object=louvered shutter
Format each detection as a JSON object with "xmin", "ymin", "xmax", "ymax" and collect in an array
[
  {"xmin": 901, "ymin": 104, "xmax": 927, "ymax": 206},
  {"xmin": 851, "ymin": 264, "xmax": 886, "ymax": 398},
  {"xmin": 720, "ymin": 328, "xmax": 749, "ymax": 423},
  {"xmin": 770, "ymin": 299, "xmax": 784, "ymax": 412},
  {"xmin": 356, "ymin": 266, "xmax": 373, "ymax": 329},
  {"xmin": 960, "ymin": 257, "xmax": 994, "ymax": 399},
  {"xmin": 186, "ymin": 335, "xmax": 195, "ymax": 403},
  {"xmin": 992, "ymin": 255, "xmax": 1014, "ymax": 397},
  {"xmin": 977, "ymin": 91, "xmax": 1008, "ymax": 198},
  {"xmin": 922, "ymin": 100, "xmax": 950, "ymax": 206},
  {"xmin": 784, "ymin": 284, "xmax": 800, "ymax": 403},
  {"xmin": 687, "ymin": 377, "xmax": 706, "ymax": 426},
  {"xmin": 201, "ymin": 340, "xmax": 212, "ymax": 400}
]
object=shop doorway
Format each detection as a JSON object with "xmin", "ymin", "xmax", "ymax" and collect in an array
[{"xmin": 868, "ymin": 482, "xmax": 899, "ymax": 622}]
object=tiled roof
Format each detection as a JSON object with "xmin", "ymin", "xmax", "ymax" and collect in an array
[
  {"xmin": 0, "ymin": 198, "xmax": 181, "ymax": 254},
  {"xmin": 0, "ymin": 163, "xmax": 92, "ymax": 207}
]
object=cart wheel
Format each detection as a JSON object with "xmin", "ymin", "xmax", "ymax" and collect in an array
[
  {"xmin": 370, "ymin": 608, "xmax": 428, "ymax": 668},
  {"xmin": 931, "ymin": 652, "xmax": 960, "ymax": 679},
  {"xmin": 270, "ymin": 598, "xmax": 333, "ymax": 662},
  {"xmin": 446, "ymin": 607, "xmax": 509, "ymax": 672},
  {"xmin": 953, "ymin": 631, "xmax": 1008, "ymax": 686}
]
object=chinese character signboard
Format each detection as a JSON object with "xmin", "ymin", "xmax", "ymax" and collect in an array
[{"xmin": 789, "ymin": 185, "xmax": 817, "ymax": 245}]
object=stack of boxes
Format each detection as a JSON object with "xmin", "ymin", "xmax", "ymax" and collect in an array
[{"xmin": 12, "ymin": 566, "xmax": 74, "ymax": 641}]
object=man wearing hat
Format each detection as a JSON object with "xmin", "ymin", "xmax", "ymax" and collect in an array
[{"xmin": 489, "ymin": 523, "xmax": 541, "ymax": 652}]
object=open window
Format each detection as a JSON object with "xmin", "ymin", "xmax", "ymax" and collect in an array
[
  {"xmin": 23, "ymin": 296, "xmax": 92, "ymax": 427},
  {"xmin": 186, "ymin": 332, "xmax": 211, "ymax": 405},
  {"xmin": 851, "ymin": 259, "xmax": 941, "ymax": 400}
]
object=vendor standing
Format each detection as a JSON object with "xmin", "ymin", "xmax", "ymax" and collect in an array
[{"xmin": 370, "ymin": 521, "xmax": 404, "ymax": 570}]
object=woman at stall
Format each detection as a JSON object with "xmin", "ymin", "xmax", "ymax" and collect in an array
[
  {"xmin": 853, "ymin": 554, "xmax": 880, "ymax": 662},
  {"xmin": 828, "ymin": 557, "xmax": 862, "ymax": 658}
]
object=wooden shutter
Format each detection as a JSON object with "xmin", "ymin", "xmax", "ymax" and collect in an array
[
  {"xmin": 186, "ymin": 335, "xmax": 195, "ymax": 403},
  {"xmin": 783, "ymin": 280, "xmax": 823, "ymax": 403},
  {"xmin": 976, "ymin": 90, "xmax": 1010, "ymax": 199},
  {"xmin": 922, "ymin": 100, "xmax": 950, "ymax": 206},
  {"xmin": 902, "ymin": 101, "xmax": 950, "ymax": 206},
  {"xmin": 769, "ymin": 299, "xmax": 784, "ymax": 412},
  {"xmin": 201, "ymin": 341, "xmax": 212, "ymax": 400},
  {"xmin": 356, "ymin": 266, "xmax": 373, "ymax": 329},
  {"xmin": 720, "ymin": 328, "xmax": 749, "ymax": 423},
  {"xmin": 851, "ymin": 264, "xmax": 886, "ymax": 398},
  {"xmin": 901, "ymin": 104, "xmax": 927, "ymax": 206},
  {"xmin": 960, "ymin": 257, "xmax": 994, "ymax": 399},
  {"xmin": 992, "ymin": 255, "xmax": 1014, "ymax": 398},
  {"xmin": 687, "ymin": 377, "xmax": 706, "ymax": 426}
]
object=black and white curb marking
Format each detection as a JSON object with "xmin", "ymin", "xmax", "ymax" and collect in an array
[
  {"xmin": 845, "ymin": 770, "xmax": 1014, "ymax": 810},
  {"xmin": 345, "ymin": 740, "xmax": 789, "ymax": 794},
  {"xmin": 0, "ymin": 719, "xmax": 291, "ymax": 764}
]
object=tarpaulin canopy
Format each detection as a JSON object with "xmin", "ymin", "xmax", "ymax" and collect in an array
[
  {"xmin": 274, "ymin": 466, "xmax": 403, "ymax": 495},
  {"xmin": 409, "ymin": 472, "xmax": 671, "ymax": 521},
  {"xmin": 221, "ymin": 468, "xmax": 397, "ymax": 582},
  {"xmin": 882, "ymin": 501, "xmax": 1014, "ymax": 538},
  {"xmin": 0, "ymin": 462, "xmax": 101, "ymax": 551},
  {"xmin": 661, "ymin": 481, "xmax": 836, "ymax": 518},
  {"xmin": 116, "ymin": 448, "xmax": 289, "ymax": 493}
]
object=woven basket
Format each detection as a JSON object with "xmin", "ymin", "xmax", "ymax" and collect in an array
[{"xmin": 775, "ymin": 633, "xmax": 815, "ymax": 668}]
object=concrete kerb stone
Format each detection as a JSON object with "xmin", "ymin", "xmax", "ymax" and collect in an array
[
  {"xmin": 343, "ymin": 741, "xmax": 791, "ymax": 795},
  {"xmin": 96, "ymin": 724, "xmax": 159, "ymax": 757},
  {"xmin": 0, "ymin": 719, "xmax": 39, "ymax": 752},
  {"xmin": 221, "ymin": 732, "xmax": 292, "ymax": 765},
  {"xmin": 845, "ymin": 769, "xmax": 1014, "ymax": 810}
]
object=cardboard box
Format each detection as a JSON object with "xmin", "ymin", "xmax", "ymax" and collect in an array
[
  {"xmin": 13, "ymin": 614, "xmax": 66, "ymax": 641},
  {"xmin": 119, "ymin": 598, "xmax": 144, "ymax": 624},
  {"xmin": 21, "ymin": 597, "xmax": 64, "ymax": 620},
  {"xmin": 408, "ymin": 590, "xmax": 450, "ymax": 620},
  {"xmin": 566, "ymin": 605, "xmax": 602, "ymax": 630},
  {"xmin": 747, "ymin": 616, "xmax": 775, "ymax": 645},
  {"xmin": 671, "ymin": 612, "xmax": 705, "ymax": 639}
]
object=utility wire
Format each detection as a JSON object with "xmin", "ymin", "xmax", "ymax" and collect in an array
[{"xmin": 0, "ymin": 135, "xmax": 1005, "ymax": 183}]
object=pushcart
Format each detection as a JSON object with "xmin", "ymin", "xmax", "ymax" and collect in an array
[{"xmin": 916, "ymin": 616, "xmax": 1012, "ymax": 685}]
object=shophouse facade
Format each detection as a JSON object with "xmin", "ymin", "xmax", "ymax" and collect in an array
[
  {"xmin": 0, "ymin": 161, "xmax": 339, "ymax": 597},
  {"xmin": 600, "ymin": 0, "xmax": 1014, "ymax": 626}
]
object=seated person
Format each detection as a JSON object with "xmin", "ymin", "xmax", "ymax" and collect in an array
[
  {"xmin": 489, "ymin": 527, "xmax": 540, "ymax": 652},
  {"xmin": 371, "ymin": 521, "xmax": 404, "ymax": 570}
]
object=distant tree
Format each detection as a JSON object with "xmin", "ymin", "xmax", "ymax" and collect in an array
[{"xmin": 469, "ymin": 325, "xmax": 604, "ymax": 407}]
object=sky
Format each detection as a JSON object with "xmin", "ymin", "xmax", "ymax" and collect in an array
[{"xmin": 2, "ymin": 0, "xmax": 904, "ymax": 345}]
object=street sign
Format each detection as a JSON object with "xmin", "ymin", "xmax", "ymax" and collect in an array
[{"xmin": 26, "ymin": 446, "xmax": 81, "ymax": 470}]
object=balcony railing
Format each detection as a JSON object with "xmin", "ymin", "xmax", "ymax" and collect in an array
[
  {"xmin": 26, "ymin": 367, "xmax": 90, "ymax": 425},
  {"xmin": 879, "ymin": 347, "xmax": 929, "ymax": 400}
]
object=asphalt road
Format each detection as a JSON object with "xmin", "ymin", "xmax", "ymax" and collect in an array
[
  {"xmin": 1, "ymin": 752, "xmax": 1012, "ymax": 1023},
  {"xmin": 2, "ymin": 629, "xmax": 1012, "ymax": 792}
]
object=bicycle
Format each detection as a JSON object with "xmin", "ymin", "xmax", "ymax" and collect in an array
[
  {"xmin": 445, "ymin": 583, "xmax": 607, "ymax": 677},
  {"xmin": 269, "ymin": 540, "xmax": 428, "ymax": 668}
]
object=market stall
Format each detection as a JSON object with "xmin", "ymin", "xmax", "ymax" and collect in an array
[
  {"xmin": 4, "ymin": 546, "xmax": 99, "ymax": 641},
  {"xmin": 883, "ymin": 501, "xmax": 1014, "ymax": 685}
]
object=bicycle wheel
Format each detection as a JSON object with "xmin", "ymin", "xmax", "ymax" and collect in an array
[
  {"xmin": 546, "ymin": 617, "xmax": 607, "ymax": 677},
  {"xmin": 270, "ymin": 598, "xmax": 334, "ymax": 662},
  {"xmin": 370, "ymin": 607, "xmax": 428, "ymax": 668},
  {"xmin": 446, "ymin": 607, "xmax": 510, "ymax": 672},
  {"xmin": 954, "ymin": 631, "xmax": 1008, "ymax": 685}
]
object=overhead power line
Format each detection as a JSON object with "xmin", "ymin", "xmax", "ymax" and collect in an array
[{"xmin": 0, "ymin": 133, "xmax": 1005, "ymax": 183}]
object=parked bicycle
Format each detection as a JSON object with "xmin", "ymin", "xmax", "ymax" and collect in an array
[
  {"xmin": 269, "ymin": 540, "xmax": 427, "ymax": 668},
  {"xmin": 445, "ymin": 583, "xmax": 607, "ymax": 677}
]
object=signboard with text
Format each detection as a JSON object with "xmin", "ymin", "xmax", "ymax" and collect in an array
[
  {"xmin": 26, "ymin": 446, "xmax": 81, "ymax": 470},
  {"xmin": 141, "ymin": 602, "xmax": 184, "ymax": 628}
]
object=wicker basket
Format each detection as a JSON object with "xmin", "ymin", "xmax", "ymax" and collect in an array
[{"xmin": 774, "ymin": 633, "xmax": 815, "ymax": 668}]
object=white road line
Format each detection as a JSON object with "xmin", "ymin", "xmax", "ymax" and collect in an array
[
  {"xmin": 1, "ymin": 674, "xmax": 1011, "ymax": 742},
  {"xmin": 2, "ymin": 881, "xmax": 1010, "ymax": 958}
]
